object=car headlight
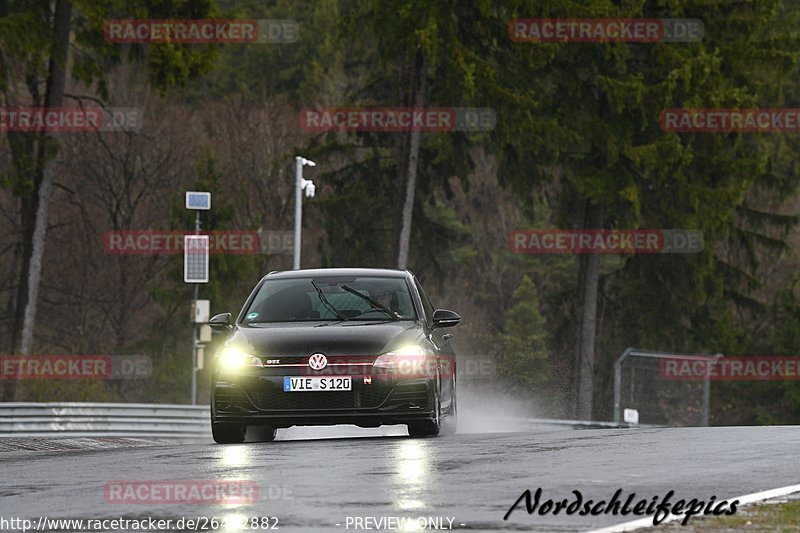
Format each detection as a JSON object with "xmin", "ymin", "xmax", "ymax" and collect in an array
[
  {"xmin": 373, "ymin": 345, "xmax": 434, "ymax": 377},
  {"xmin": 218, "ymin": 346, "xmax": 263, "ymax": 370}
]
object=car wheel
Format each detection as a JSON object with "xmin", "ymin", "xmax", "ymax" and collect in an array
[
  {"xmin": 248, "ymin": 425, "xmax": 277, "ymax": 442},
  {"xmin": 440, "ymin": 385, "xmax": 457, "ymax": 436},
  {"xmin": 407, "ymin": 393, "xmax": 441, "ymax": 438},
  {"xmin": 212, "ymin": 422, "xmax": 246, "ymax": 444}
]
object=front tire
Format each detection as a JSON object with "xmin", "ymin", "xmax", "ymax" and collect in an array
[
  {"xmin": 440, "ymin": 387, "xmax": 457, "ymax": 436},
  {"xmin": 248, "ymin": 425, "xmax": 277, "ymax": 442},
  {"xmin": 407, "ymin": 420, "xmax": 440, "ymax": 437},
  {"xmin": 212, "ymin": 422, "xmax": 246, "ymax": 444},
  {"xmin": 408, "ymin": 392, "xmax": 441, "ymax": 438}
]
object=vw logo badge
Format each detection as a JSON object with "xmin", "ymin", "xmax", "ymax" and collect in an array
[{"xmin": 308, "ymin": 353, "xmax": 328, "ymax": 370}]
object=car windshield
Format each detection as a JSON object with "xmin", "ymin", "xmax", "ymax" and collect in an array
[{"xmin": 242, "ymin": 276, "xmax": 417, "ymax": 323}]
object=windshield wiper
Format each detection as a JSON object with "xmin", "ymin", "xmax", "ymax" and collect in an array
[
  {"xmin": 311, "ymin": 280, "xmax": 348, "ymax": 321},
  {"xmin": 339, "ymin": 284, "xmax": 401, "ymax": 321}
]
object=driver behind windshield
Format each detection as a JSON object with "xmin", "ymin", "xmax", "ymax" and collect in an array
[{"xmin": 369, "ymin": 288, "xmax": 396, "ymax": 311}]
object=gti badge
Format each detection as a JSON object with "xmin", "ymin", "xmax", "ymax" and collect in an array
[{"xmin": 308, "ymin": 353, "xmax": 328, "ymax": 370}]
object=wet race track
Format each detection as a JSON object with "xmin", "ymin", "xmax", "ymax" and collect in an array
[{"xmin": 2, "ymin": 421, "xmax": 800, "ymax": 532}]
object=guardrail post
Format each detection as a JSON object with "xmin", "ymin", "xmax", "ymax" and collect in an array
[{"xmin": 613, "ymin": 348, "xmax": 634, "ymax": 424}]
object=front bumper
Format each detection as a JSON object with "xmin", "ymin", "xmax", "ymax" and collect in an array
[{"xmin": 211, "ymin": 372, "xmax": 434, "ymax": 428}]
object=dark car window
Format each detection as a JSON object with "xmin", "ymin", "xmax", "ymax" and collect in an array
[{"xmin": 243, "ymin": 276, "xmax": 417, "ymax": 322}]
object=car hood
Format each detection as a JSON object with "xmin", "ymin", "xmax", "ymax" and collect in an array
[{"xmin": 227, "ymin": 321, "xmax": 425, "ymax": 357}]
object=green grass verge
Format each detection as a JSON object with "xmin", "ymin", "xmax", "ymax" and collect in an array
[{"xmin": 650, "ymin": 498, "xmax": 800, "ymax": 531}]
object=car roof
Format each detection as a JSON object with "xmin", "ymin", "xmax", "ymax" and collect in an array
[{"xmin": 265, "ymin": 268, "xmax": 412, "ymax": 280}]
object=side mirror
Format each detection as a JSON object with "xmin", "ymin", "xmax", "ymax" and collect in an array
[
  {"xmin": 208, "ymin": 312, "xmax": 232, "ymax": 330},
  {"xmin": 432, "ymin": 309, "xmax": 461, "ymax": 328}
]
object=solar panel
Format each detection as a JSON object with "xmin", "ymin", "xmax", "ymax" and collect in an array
[
  {"xmin": 184, "ymin": 235, "xmax": 209, "ymax": 283},
  {"xmin": 185, "ymin": 191, "xmax": 211, "ymax": 210}
]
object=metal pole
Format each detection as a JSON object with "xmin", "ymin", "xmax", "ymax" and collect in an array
[
  {"xmin": 701, "ymin": 353, "xmax": 721, "ymax": 427},
  {"xmin": 293, "ymin": 156, "xmax": 303, "ymax": 270},
  {"xmin": 191, "ymin": 210, "xmax": 200, "ymax": 405},
  {"xmin": 612, "ymin": 347, "xmax": 633, "ymax": 424},
  {"xmin": 613, "ymin": 360, "xmax": 622, "ymax": 424},
  {"xmin": 701, "ymin": 375, "xmax": 709, "ymax": 427}
]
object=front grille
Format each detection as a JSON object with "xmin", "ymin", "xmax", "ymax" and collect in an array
[
  {"xmin": 248, "ymin": 387, "xmax": 357, "ymax": 410},
  {"xmin": 216, "ymin": 373, "xmax": 424, "ymax": 413},
  {"xmin": 241, "ymin": 383, "xmax": 393, "ymax": 411},
  {"xmin": 360, "ymin": 386, "xmax": 392, "ymax": 407}
]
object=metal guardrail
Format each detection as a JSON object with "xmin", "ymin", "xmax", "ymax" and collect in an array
[
  {"xmin": 522, "ymin": 417, "xmax": 632, "ymax": 429},
  {"xmin": 502, "ymin": 417, "xmax": 644, "ymax": 430},
  {"xmin": 0, "ymin": 402, "xmax": 644, "ymax": 439},
  {"xmin": 613, "ymin": 348, "xmax": 714, "ymax": 425},
  {"xmin": 0, "ymin": 402, "xmax": 210, "ymax": 439}
]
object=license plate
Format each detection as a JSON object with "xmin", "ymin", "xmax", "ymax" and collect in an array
[{"xmin": 283, "ymin": 376, "xmax": 352, "ymax": 392}]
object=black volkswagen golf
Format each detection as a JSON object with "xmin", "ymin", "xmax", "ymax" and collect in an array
[{"xmin": 208, "ymin": 268, "xmax": 460, "ymax": 443}]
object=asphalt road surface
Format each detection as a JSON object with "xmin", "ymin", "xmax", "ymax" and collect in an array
[{"xmin": 2, "ymin": 422, "xmax": 800, "ymax": 532}]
